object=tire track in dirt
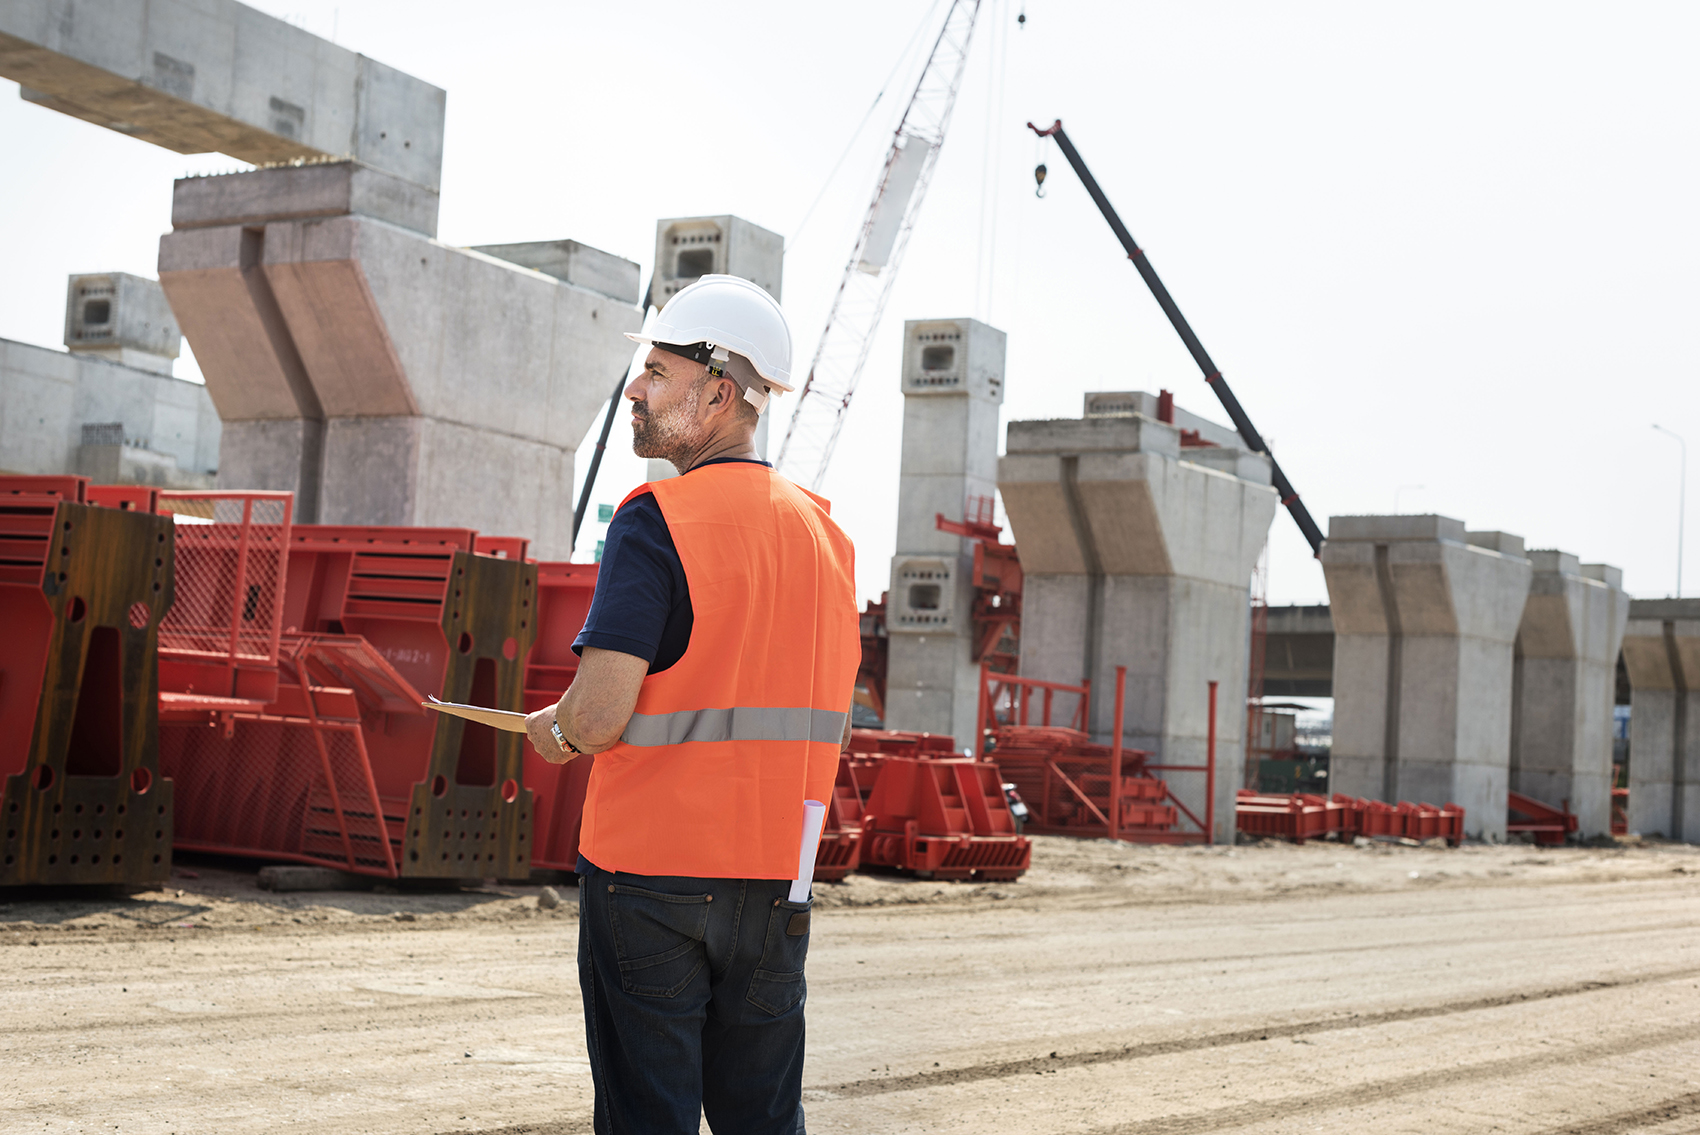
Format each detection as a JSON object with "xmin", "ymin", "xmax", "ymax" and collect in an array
[
  {"xmin": 809, "ymin": 964, "xmax": 1700, "ymax": 1099},
  {"xmin": 1083, "ymin": 1025, "xmax": 1700, "ymax": 1134},
  {"xmin": 1528, "ymin": 1090, "xmax": 1700, "ymax": 1135}
]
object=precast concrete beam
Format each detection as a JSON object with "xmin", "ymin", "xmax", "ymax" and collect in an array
[
  {"xmin": 1621, "ymin": 600, "xmax": 1700, "ymax": 842},
  {"xmin": 0, "ymin": 0, "xmax": 446, "ymax": 191},
  {"xmin": 1000, "ymin": 403, "xmax": 1278, "ymax": 843},
  {"xmin": 1322, "ymin": 515, "xmax": 1533, "ymax": 840},
  {"xmin": 157, "ymin": 162, "xmax": 642, "ymax": 552},
  {"xmin": 1509, "ymin": 553, "xmax": 1628, "ymax": 836}
]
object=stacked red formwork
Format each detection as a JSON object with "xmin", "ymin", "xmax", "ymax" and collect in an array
[
  {"xmin": 978, "ymin": 666, "xmax": 1208, "ymax": 845},
  {"xmin": 857, "ymin": 753, "xmax": 1031, "ymax": 881},
  {"xmin": 815, "ymin": 752, "xmax": 882, "ymax": 882},
  {"xmin": 1330, "ymin": 795, "xmax": 1464, "ymax": 845},
  {"xmin": 157, "ymin": 508, "xmax": 539, "ymax": 879},
  {"xmin": 518, "ymin": 560, "xmax": 599, "ymax": 874},
  {"xmin": 0, "ymin": 476, "xmax": 177, "ymax": 885},
  {"xmin": 1235, "ymin": 792, "xmax": 1345, "ymax": 843}
]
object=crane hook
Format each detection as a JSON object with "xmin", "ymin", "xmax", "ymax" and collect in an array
[{"xmin": 1034, "ymin": 162, "xmax": 1047, "ymax": 198}]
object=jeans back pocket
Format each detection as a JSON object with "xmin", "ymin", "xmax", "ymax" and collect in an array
[
  {"xmin": 746, "ymin": 897, "xmax": 812, "ymax": 1016},
  {"xmin": 607, "ymin": 883, "xmax": 712, "ymax": 999}
]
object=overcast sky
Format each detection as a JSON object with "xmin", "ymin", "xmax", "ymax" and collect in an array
[{"xmin": 3, "ymin": 1, "xmax": 1696, "ymax": 607}]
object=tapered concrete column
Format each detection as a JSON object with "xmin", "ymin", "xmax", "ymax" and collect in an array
[
  {"xmin": 884, "ymin": 319, "xmax": 1005, "ymax": 748},
  {"xmin": 158, "ymin": 162, "xmax": 641, "ymax": 553},
  {"xmin": 1322, "ymin": 516, "xmax": 1532, "ymax": 840},
  {"xmin": 1620, "ymin": 600, "xmax": 1700, "ymax": 842},
  {"xmin": 999, "ymin": 397, "xmax": 1277, "ymax": 843},
  {"xmin": 1509, "ymin": 554, "xmax": 1629, "ymax": 836}
]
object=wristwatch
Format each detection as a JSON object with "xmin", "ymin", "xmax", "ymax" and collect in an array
[{"xmin": 551, "ymin": 720, "xmax": 582, "ymax": 754}]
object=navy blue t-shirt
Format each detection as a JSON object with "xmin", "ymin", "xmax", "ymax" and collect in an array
[{"xmin": 573, "ymin": 458, "xmax": 771, "ymax": 673}]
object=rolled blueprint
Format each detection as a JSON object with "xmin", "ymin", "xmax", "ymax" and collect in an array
[{"xmin": 789, "ymin": 800, "xmax": 827, "ymax": 903}]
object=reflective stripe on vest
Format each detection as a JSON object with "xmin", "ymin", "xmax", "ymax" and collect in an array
[{"xmin": 622, "ymin": 706, "xmax": 848, "ymax": 748}]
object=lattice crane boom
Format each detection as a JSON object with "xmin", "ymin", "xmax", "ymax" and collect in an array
[{"xmin": 775, "ymin": 0, "xmax": 982, "ymax": 490}]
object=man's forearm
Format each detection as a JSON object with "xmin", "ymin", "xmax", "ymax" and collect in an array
[{"xmin": 553, "ymin": 647, "xmax": 651, "ymax": 753}]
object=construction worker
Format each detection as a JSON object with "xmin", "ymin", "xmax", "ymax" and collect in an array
[{"xmin": 524, "ymin": 275, "xmax": 860, "ymax": 1135}]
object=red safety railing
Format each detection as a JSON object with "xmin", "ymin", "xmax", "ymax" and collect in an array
[
  {"xmin": 978, "ymin": 664, "xmax": 1213, "ymax": 844},
  {"xmin": 156, "ymin": 491, "xmax": 293, "ymax": 707}
]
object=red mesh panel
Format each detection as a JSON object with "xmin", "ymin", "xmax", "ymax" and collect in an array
[
  {"xmin": 158, "ymin": 493, "xmax": 291, "ymax": 665},
  {"xmin": 159, "ymin": 716, "xmax": 400, "ymax": 876}
]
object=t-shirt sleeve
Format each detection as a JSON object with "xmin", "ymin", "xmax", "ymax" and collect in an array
[{"xmin": 573, "ymin": 494, "xmax": 681, "ymax": 665}]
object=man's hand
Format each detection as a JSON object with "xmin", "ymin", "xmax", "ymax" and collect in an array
[{"xmin": 525, "ymin": 702, "xmax": 578, "ymax": 765}]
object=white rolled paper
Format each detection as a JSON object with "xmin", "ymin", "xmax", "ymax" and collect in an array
[{"xmin": 789, "ymin": 800, "xmax": 827, "ymax": 903}]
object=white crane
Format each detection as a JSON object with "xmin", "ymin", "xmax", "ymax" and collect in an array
[{"xmin": 775, "ymin": 0, "xmax": 983, "ymax": 490}]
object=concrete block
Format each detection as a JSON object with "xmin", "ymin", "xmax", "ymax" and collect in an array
[
  {"xmin": 0, "ymin": 0, "xmax": 446, "ymax": 190},
  {"xmin": 654, "ymin": 215, "xmax": 784, "ymax": 307},
  {"xmin": 64, "ymin": 273, "xmax": 181, "ymax": 372},
  {"xmin": 0, "ymin": 334, "xmax": 219, "ymax": 483},
  {"xmin": 1083, "ymin": 390, "xmax": 1239, "ymax": 448},
  {"xmin": 1322, "ymin": 514, "xmax": 1533, "ymax": 840},
  {"xmin": 1006, "ymin": 414, "xmax": 1181, "ymax": 459},
  {"xmin": 1621, "ymin": 601, "xmax": 1700, "ymax": 842},
  {"xmin": 471, "ymin": 241, "xmax": 641, "ymax": 306},
  {"xmin": 173, "ymin": 162, "xmax": 439, "ymax": 237},
  {"xmin": 1509, "ymin": 551, "xmax": 1628, "ymax": 835}
]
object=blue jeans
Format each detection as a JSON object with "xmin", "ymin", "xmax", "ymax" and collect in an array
[{"xmin": 577, "ymin": 858, "xmax": 812, "ymax": 1134}]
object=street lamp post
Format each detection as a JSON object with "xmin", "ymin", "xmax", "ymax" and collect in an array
[{"xmin": 1653, "ymin": 424, "xmax": 1686, "ymax": 598}]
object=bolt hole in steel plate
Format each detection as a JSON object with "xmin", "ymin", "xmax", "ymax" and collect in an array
[
  {"xmin": 33, "ymin": 766, "xmax": 54, "ymax": 790},
  {"xmin": 502, "ymin": 636, "xmax": 518, "ymax": 660},
  {"xmin": 432, "ymin": 775, "xmax": 448, "ymax": 797},
  {"xmin": 458, "ymin": 631, "xmax": 474, "ymax": 654},
  {"xmin": 501, "ymin": 778, "xmax": 520, "ymax": 803},
  {"xmin": 131, "ymin": 768, "xmax": 152, "ymax": 794},
  {"xmin": 128, "ymin": 602, "xmax": 150, "ymax": 628},
  {"xmin": 68, "ymin": 596, "xmax": 87, "ymax": 623}
]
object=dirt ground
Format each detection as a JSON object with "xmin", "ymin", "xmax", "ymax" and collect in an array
[{"xmin": 4, "ymin": 835, "xmax": 1700, "ymax": 1134}]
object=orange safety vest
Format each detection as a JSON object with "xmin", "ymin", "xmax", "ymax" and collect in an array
[{"xmin": 577, "ymin": 462, "xmax": 860, "ymax": 879}]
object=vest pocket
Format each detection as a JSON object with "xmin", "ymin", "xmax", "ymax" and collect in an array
[
  {"xmin": 607, "ymin": 883, "xmax": 712, "ymax": 999},
  {"xmin": 746, "ymin": 897, "xmax": 812, "ymax": 1016}
]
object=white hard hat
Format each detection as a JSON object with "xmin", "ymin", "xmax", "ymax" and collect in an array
[{"xmin": 626, "ymin": 274, "xmax": 794, "ymax": 413}]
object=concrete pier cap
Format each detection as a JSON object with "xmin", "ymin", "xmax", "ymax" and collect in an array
[
  {"xmin": 157, "ymin": 160, "xmax": 642, "ymax": 552},
  {"xmin": 998, "ymin": 395, "xmax": 1278, "ymax": 843},
  {"xmin": 1321, "ymin": 514, "xmax": 1534, "ymax": 841},
  {"xmin": 1620, "ymin": 599, "xmax": 1700, "ymax": 843}
]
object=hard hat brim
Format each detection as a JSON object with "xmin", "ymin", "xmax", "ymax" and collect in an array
[{"xmin": 626, "ymin": 330, "xmax": 796, "ymax": 393}]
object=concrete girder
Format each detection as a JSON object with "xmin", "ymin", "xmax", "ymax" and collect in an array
[
  {"xmin": 1322, "ymin": 516, "xmax": 1533, "ymax": 841},
  {"xmin": 0, "ymin": 0, "xmax": 446, "ymax": 192}
]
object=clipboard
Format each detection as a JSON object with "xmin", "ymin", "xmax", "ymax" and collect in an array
[{"xmin": 421, "ymin": 694, "xmax": 529, "ymax": 733}]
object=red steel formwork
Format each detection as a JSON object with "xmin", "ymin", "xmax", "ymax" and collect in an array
[
  {"xmin": 1, "ymin": 475, "xmax": 177, "ymax": 885},
  {"xmin": 1235, "ymin": 791, "xmax": 1346, "ymax": 843},
  {"xmin": 978, "ymin": 664, "xmax": 1212, "ymax": 844},
  {"xmin": 1506, "ymin": 791, "xmax": 1578, "ymax": 846},
  {"xmin": 857, "ymin": 755, "xmax": 1031, "ymax": 881},
  {"xmin": 1329, "ymin": 795, "xmax": 1464, "ymax": 845},
  {"xmin": 158, "ymin": 514, "xmax": 538, "ymax": 879},
  {"xmin": 519, "ymin": 561, "xmax": 600, "ymax": 874},
  {"xmin": 815, "ymin": 752, "xmax": 884, "ymax": 882}
]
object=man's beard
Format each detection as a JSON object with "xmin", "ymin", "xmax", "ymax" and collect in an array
[{"xmin": 630, "ymin": 383, "xmax": 701, "ymax": 462}]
